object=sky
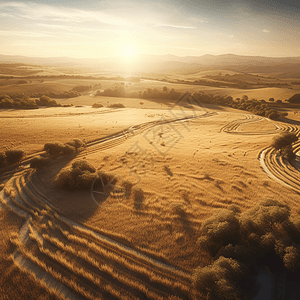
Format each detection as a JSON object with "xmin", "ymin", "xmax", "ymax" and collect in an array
[{"xmin": 0, "ymin": 0, "xmax": 300, "ymax": 58}]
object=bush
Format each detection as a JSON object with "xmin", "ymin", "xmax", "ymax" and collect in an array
[
  {"xmin": 16, "ymin": 80, "xmax": 28, "ymax": 84},
  {"xmin": 217, "ymin": 244, "xmax": 254, "ymax": 267},
  {"xmin": 44, "ymin": 142, "xmax": 65, "ymax": 156},
  {"xmin": 30, "ymin": 156, "xmax": 51, "ymax": 169},
  {"xmin": 55, "ymin": 160, "xmax": 97, "ymax": 190},
  {"xmin": 71, "ymin": 85, "xmax": 92, "ymax": 92},
  {"xmin": 5, "ymin": 149, "xmax": 25, "ymax": 164},
  {"xmin": 193, "ymin": 257, "xmax": 247, "ymax": 300},
  {"xmin": 283, "ymin": 245, "xmax": 300, "ymax": 272},
  {"xmin": 44, "ymin": 139, "xmax": 86, "ymax": 157},
  {"xmin": 72, "ymin": 160, "xmax": 96, "ymax": 173},
  {"xmin": 36, "ymin": 95, "xmax": 58, "ymax": 107},
  {"xmin": 271, "ymin": 132, "xmax": 298, "ymax": 151},
  {"xmin": 92, "ymin": 103, "xmax": 104, "ymax": 108},
  {"xmin": 108, "ymin": 103, "xmax": 125, "ymax": 108},
  {"xmin": 76, "ymin": 170, "xmax": 97, "ymax": 189},
  {"xmin": 62, "ymin": 144, "xmax": 76, "ymax": 156},
  {"xmin": 66, "ymin": 139, "xmax": 86, "ymax": 152},
  {"xmin": 197, "ymin": 210, "xmax": 240, "ymax": 256}
]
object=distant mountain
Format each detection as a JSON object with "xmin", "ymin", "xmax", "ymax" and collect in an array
[{"xmin": 1, "ymin": 53, "xmax": 300, "ymax": 76}]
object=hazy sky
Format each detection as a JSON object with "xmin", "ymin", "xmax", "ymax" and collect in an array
[{"xmin": 0, "ymin": 0, "xmax": 300, "ymax": 58}]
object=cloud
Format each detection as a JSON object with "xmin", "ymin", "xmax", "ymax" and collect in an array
[
  {"xmin": 262, "ymin": 29, "xmax": 270, "ymax": 33},
  {"xmin": 155, "ymin": 24, "xmax": 196, "ymax": 29},
  {"xmin": 0, "ymin": 2, "xmax": 133, "ymax": 27},
  {"xmin": 0, "ymin": 30, "xmax": 53, "ymax": 38}
]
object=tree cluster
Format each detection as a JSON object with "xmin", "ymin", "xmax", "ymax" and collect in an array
[
  {"xmin": 0, "ymin": 94, "xmax": 38, "ymax": 109},
  {"xmin": 96, "ymin": 86, "xmax": 182, "ymax": 100},
  {"xmin": 0, "ymin": 94, "xmax": 63, "ymax": 109},
  {"xmin": 44, "ymin": 139, "xmax": 86, "ymax": 157},
  {"xmin": 31, "ymin": 90, "xmax": 81, "ymax": 99},
  {"xmin": 71, "ymin": 85, "xmax": 93, "ymax": 92},
  {"xmin": 0, "ymin": 149, "xmax": 25, "ymax": 168},
  {"xmin": 229, "ymin": 98, "xmax": 281, "ymax": 119},
  {"xmin": 194, "ymin": 200, "xmax": 300, "ymax": 299}
]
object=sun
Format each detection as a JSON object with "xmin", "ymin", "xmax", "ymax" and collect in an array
[{"xmin": 122, "ymin": 44, "xmax": 136, "ymax": 57}]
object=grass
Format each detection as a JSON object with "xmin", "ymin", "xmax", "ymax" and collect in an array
[
  {"xmin": 1, "ymin": 68, "xmax": 300, "ymax": 299},
  {"xmin": 25, "ymin": 215, "xmax": 191, "ymax": 299},
  {"xmin": 0, "ymin": 209, "xmax": 61, "ymax": 300}
]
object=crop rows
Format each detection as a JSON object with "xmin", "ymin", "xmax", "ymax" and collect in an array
[{"xmin": 2, "ymin": 168, "xmax": 192, "ymax": 299}]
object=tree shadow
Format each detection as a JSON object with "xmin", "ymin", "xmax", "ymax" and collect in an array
[
  {"xmin": 173, "ymin": 206, "xmax": 193, "ymax": 234},
  {"xmin": 133, "ymin": 188, "xmax": 144, "ymax": 210},
  {"xmin": 279, "ymin": 116, "xmax": 300, "ymax": 126}
]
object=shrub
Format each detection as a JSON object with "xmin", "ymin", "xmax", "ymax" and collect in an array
[
  {"xmin": 92, "ymin": 103, "xmax": 104, "ymax": 108},
  {"xmin": 66, "ymin": 139, "xmax": 86, "ymax": 152},
  {"xmin": 5, "ymin": 149, "xmax": 25, "ymax": 164},
  {"xmin": 271, "ymin": 132, "xmax": 298, "ymax": 151},
  {"xmin": 76, "ymin": 170, "xmax": 97, "ymax": 189},
  {"xmin": 71, "ymin": 85, "xmax": 92, "ymax": 92},
  {"xmin": 240, "ymin": 199, "xmax": 290, "ymax": 235},
  {"xmin": 44, "ymin": 142, "xmax": 65, "ymax": 156},
  {"xmin": 267, "ymin": 110, "xmax": 280, "ymax": 120},
  {"xmin": 217, "ymin": 244, "xmax": 254, "ymax": 267},
  {"xmin": 54, "ymin": 167, "xmax": 76, "ymax": 189},
  {"xmin": 30, "ymin": 156, "xmax": 51, "ymax": 169},
  {"xmin": 16, "ymin": 80, "xmax": 27, "ymax": 84},
  {"xmin": 44, "ymin": 139, "xmax": 85, "ymax": 157},
  {"xmin": 198, "ymin": 209, "xmax": 240, "ymax": 256},
  {"xmin": 55, "ymin": 160, "xmax": 97, "ymax": 190},
  {"xmin": 193, "ymin": 257, "xmax": 247, "ymax": 300},
  {"xmin": 72, "ymin": 160, "xmax": 96, "ymax": 173},
  {"xmin": 36, "ymin": 95, "xmax": 58, "ymax": 107},
  {"xmin": 108, "ymin": 103, "xmax": 125, "ymax": 108},
  {"xmin": 62, "ymin": 144, "xmax": 76, "ymax": 156},
  {"xmin": 283, "ymin": 245, "xmax": 300, "ymax": 272}
]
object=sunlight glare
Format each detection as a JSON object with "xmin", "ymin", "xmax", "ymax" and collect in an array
[{"xmin": 122, "ymin": 44, "xmax": 136, "ymax": 57}]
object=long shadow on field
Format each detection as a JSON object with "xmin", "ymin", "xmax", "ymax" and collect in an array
[
  {"xmin": 32, "ymin": 158, "xmax": 99, "ymax": 223},
  {"xmin": 279, "ymin": 116, "xmax": 300, "ymax": 126},
  {"xmin": 173, "ymin": 208, "xmax": 193, "ymax": 235}
]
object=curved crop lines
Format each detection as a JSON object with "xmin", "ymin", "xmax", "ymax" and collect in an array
[
  {"xmin": 1, "ymin": 169, "xmax": 192, "ymax": 299},
  {"xmin": 259, "ymin": 130, "xmax": 300, "ymax": 194},
  {"xmin": 222, "ymin": 113, "xmax": 300, "ymax": 193},
  {"xmin": 83, "ymin": 110, "xmax": 217, "ymax": 156},
  {"xmin": 0, "ymin": 110, "xmax": 218, "ymax": 299},
  {"xmin": 220, "ymin": 114, "xmax": 281, "ymax": 135}
]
